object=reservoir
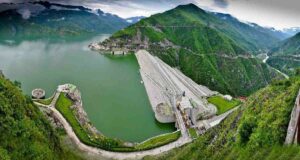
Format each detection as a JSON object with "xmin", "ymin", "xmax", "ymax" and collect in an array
[{"xmin": 0, "ymin": 35, "xmax": 175, "ymax": 142}]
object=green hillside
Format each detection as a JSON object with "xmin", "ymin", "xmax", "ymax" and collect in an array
[
  {"xmin": 268, "ymin": 32, "xmax": 300, "ymax": 75},
  {"xmin": 271, "ymin": 32, "xmax": 300, "ymax": 56},
  {"xmin": 102, "ymin": 4, "xmax": 282, "ymax": 96},
  {"xmin": 0, "ymin": 2, "xmax": 129, "ymax": 44},
  {"xmin": 145, "ymin": 76, "xmax": 300, "ymax": 160},
  {"xmin": 0, "ymin": 75, "xmax": 81, "ymax": 160},
  {"xmin": 213, "ymin": 13, "xmax": 284, "ymax": 51}
]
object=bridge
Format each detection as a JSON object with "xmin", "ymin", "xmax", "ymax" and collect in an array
[{"xmin": 285, "ymin": 89, "xmax": 300, "ymax": 144}]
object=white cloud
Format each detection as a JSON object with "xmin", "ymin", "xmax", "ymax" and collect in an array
[
  {"xmin": 1, "ymin": 0, "xmax": 300, "ymax": 29},
  {"xmin": 17, "ymin": 8, "xmax": 31, "ymax": 19}
]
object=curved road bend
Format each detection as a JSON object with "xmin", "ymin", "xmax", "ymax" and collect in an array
[{"xmin": 34, "ymin": 92, "xmax": 192, "ymax": 160}]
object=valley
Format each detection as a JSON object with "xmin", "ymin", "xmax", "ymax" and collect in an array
[
  {"xmin": 0, "ymin": 1, "xmax": 299, "ymax": 160},
  {"xmin": 267, "ymin": 32, "xmax": 300, "ymax": 76}
]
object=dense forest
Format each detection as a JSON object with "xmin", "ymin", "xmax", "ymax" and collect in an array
[{"xmin": 0, "ymin": 74, "xmax": 81, "ymax": 160}]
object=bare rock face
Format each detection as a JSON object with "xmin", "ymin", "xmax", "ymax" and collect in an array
[{"xmin": 67, "ymin": 88, "xmax": 102, "ymax": 136}]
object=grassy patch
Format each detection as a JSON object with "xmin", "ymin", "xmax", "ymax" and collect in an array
[
  {"xmin": 188, "ymin": 128, "xmax": 198, "ymax": 138},
  {"xmin": 55, "ymin": 93, "xmax": 92, "ymax": 145},
  {"xmin": 135, "ymin": 131, "xmax": 181, "ymax": 150},
  {"xmin": 34, "ymin": 96, "xmax": 54, "ymax": 105},
  {"xmin": 208, "ymin": 96, "xmax": 240, "ymax": 115}
]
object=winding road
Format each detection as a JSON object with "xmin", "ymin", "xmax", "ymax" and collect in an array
[{"xmin": 34, "ymin": 91, "xmax": 192, "ymax": 160}]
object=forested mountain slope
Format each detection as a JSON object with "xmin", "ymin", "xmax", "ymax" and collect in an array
[
  {"xmin": 214, "ymin": 13, "xmax": 289, "ymax": 41},
  {"xmin": 100, "ymin": 3, "xmax": 283, "ymax": 96},
  {"xmin": 268, "ymin": 32, "xmax": 300, "ymax": 76},
  {"xmin": 0, "ymin": 1, "xmax": 129, "ymax": 43},
  {"xmin": 145, "ymin": 75, "xmax": 300, "ymax": 160},
  {"xmin": 0, "ymin": 74, "xmax": 80, "ymax": 160},
  {"xmin": 271, "ymin": 32, "xmax": 300, "ymax": 56}
]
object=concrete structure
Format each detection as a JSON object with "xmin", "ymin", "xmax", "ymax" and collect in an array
[
  {"xmin": 89, "ymin": 42, "xmax": 130, "ymax": 55},
  {"xmin": 285, "ymin": 89, "xmax": 300, "ymax": 144},
  {"xmin": 58, "ymin": 83, "xmax": 76, "ymax": 93},
  {"xmin": 32, "ymin": 88, "xmax": 45, "ymax": 99},
  {"xmin": 156, "ymin": 103, "xmax": 175, "ymax": 123},
  {"xmin": 136, "ymin": 50, "xmax": 220, "ymax": 141},
  {"xmin": 136, "ymin": 50, "xmax": 217, "ymax": 125},
  {"xmin": 195, "ymin": 106, "xmax": 239, "ymax": 135}
]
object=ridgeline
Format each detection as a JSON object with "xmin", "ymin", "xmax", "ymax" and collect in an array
[{"xmin": 98, "ymin": 3, "xmax": 284, "ymax": 96}]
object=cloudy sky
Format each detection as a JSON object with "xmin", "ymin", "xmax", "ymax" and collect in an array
[{"xmin": 1, "ymin": 0, "xmax": 300, "ymax": 29}]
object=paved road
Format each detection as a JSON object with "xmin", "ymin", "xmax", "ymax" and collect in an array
[{"xmin": 207, "ymin": 106, "xmax": 239, "ymax": 127}]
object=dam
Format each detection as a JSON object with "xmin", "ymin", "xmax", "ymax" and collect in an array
[{"xmin": 136, "ymin": 50, "xmax": 218, "ymax": 136}]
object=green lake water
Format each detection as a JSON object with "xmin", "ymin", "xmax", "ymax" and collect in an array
[{"xmin": 0, "ymin": 35, "xmax": 174, "ymax": 142}]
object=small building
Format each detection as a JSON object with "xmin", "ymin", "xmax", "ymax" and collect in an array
[
  {"xmin": 32, "ymin": 88, "xmax": 46, "ymax": 99},
  {"xmin": 57, "ymin": 84, "xmax": 77, "ymax": 93},
  {"xmin": 179, "ymin": 97, "xmax": 193, "ymax": 117}
]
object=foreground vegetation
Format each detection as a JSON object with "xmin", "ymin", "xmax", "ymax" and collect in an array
[
  {"xmin": 0, "ymin": 75, "xmax": 82, "ymax": 160},
  {"xmin": 55, "ymin": 93, "xmax": 180, "ymax": 152},
  {"xmin": 208, "ymin": 96, "xmax": 241, "ymax": 115},
  {"xmin": 145, "ymin": 76, "xmax": 300, "ymax": 160},
  {"xmin": 188, "ymin": 128, "xmax": 198, "ymax": 139}
]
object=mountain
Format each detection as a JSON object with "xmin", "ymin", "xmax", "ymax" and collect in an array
[
  {"xmin": 145, "ymin": 76, "xmax": 300, "ymax": 160},
  {"xmin": 282, "ymin": 27, "xmax": 300, "ymax": 37},
  {"xmin": 214, "ymin": 13, "xmax": 289, "ymax": 42},
  {"xmin": 99, "ymin": 3, "xmax": 283, "ymax": 96},
  {"xmin": 126, "ymin": 16, "xmax": 145, "ymax": 24},
  {"xmin": 0, "ymin": 2, "xmax": 129, "ymax": 42},
  {"xmin": 0, "ymin": 74, "xmax": 81, "ymax": 160},
  {"xmin": 267, "ymin": 32, "xmax": 300, "ymax": 75},
  {"xmin": 271, "ymin": 32, "xmax": 300, "ymax": 56}
]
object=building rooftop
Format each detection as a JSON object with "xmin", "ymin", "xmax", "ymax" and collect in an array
[
  {"xmin": 58, "ymin": 84, "xmax": 77, "ymax": 93},
  {"xmin": 32, "ymin": 88, "xmax": 45, "ymax": 99}
]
